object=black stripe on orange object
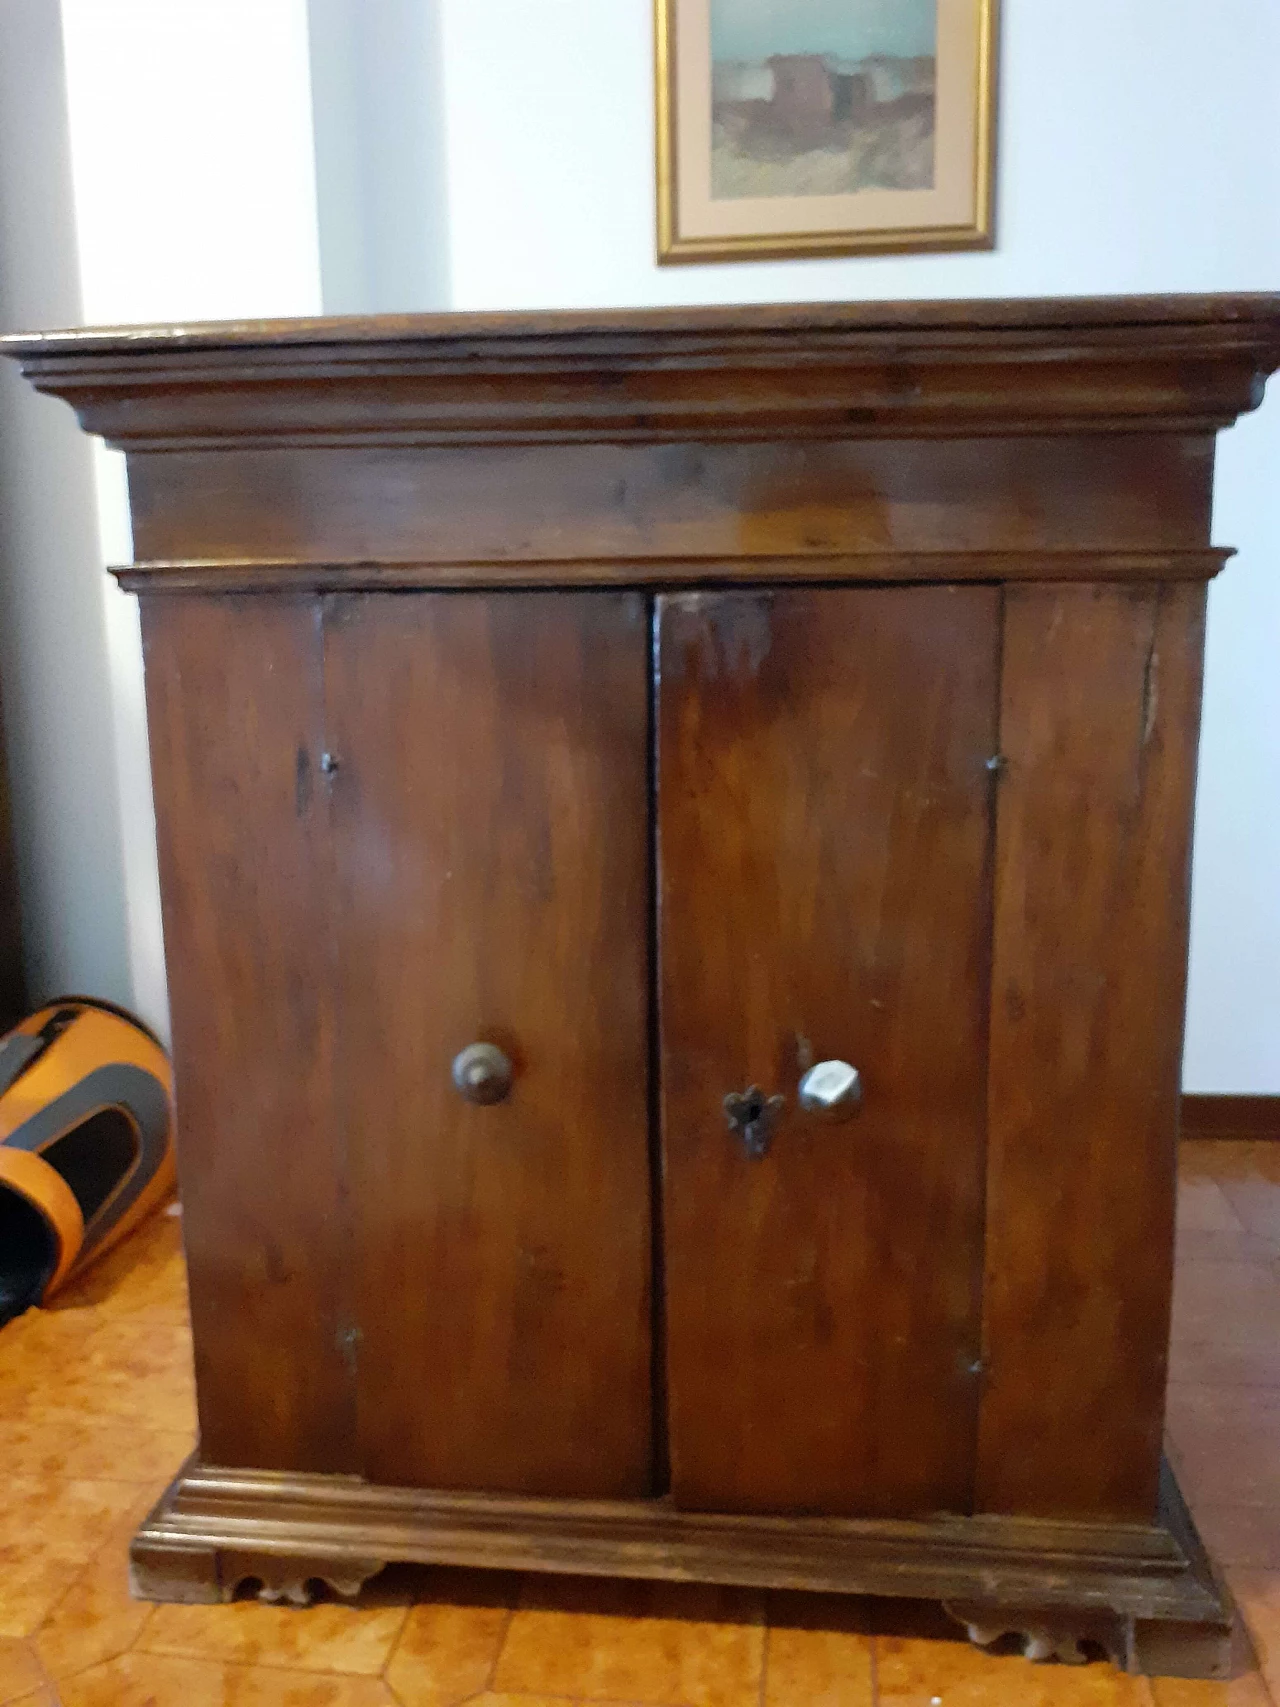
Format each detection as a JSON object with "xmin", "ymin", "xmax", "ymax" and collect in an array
[{"xmin": 0, "ymin": 1000, "xmax": 174, "ymax": 1327}]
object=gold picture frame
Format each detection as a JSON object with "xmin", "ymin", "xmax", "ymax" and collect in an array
[{"xmin": 656, "ymin": 0, "xmax": 998, "ymax": 264}]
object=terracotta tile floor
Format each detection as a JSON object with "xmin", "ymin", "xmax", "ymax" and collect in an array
[{"xmin": 3, "ymin": 1139, "xmax": 1280, "ymax": 1704}]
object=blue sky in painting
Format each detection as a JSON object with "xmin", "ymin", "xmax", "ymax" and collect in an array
[{"xmin": 711, "ymin": 0, "xmax": 937, "ymax": 64}]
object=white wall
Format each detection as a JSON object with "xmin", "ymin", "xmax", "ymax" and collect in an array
[
  {"xmin": 1186, "ymin": 405, "xmax": 1280, "ymax": 1092},
  {"xmin": 434, "ymin": 0, "xmax": 1280, "ymax": 1092},
  {"xmin": 49, "ymin": 0, "xmax": 326, "ymax": 1041},
  {"xmin": 0, "ymin": 0, "xmax": 132, "ymax": 1007},
  {"xmin": 1, "ymin": 0, "xmax": 1276, "ymax": 1088},
  {"xmin": 0, "ymin": 0, "xmax": 325, "ymax": 1042},
  {"xmin": 438, "ymin": 0, "xmax": 1280, "ymax": 308},
  {"xmin": 307, "ymin": 0, "xmax": 451, "ymax": 313}
]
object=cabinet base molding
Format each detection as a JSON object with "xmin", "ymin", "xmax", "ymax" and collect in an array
[{"xmin": 131, "ymin": 1456, "xmax": 1233, "ymax": 1677}]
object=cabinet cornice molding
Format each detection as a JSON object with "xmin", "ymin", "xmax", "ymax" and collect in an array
[{"xmin": 6, "ymin": 294, "xmax": 1280, "ymax": 450}]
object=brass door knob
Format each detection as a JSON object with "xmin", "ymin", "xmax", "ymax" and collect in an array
[
  {"xmin": 452, "ymin": 1043, "xmax": 513, "ymax": 1105},
  {"xmin": 798, "ymin": 1059, "xmax": 862, "ymax": 1120}
]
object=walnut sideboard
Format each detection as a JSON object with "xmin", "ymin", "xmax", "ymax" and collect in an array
[{"xmin": 8, "ymin": 297, "xmax": 1280, "ymax": 1676}]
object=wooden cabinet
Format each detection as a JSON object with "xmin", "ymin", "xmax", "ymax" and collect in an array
[{"xmin": 7, "ymin": 296, "xmax": 1280, "ymax": 1676}]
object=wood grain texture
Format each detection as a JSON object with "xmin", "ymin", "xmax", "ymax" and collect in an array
[
  {"xmin": 977, "ymin": 583, "xmax": 1207, "ymax": 1522},
  {"xmin": 12, "ymin": 290, "xmax": 1280, "ymax": 348},
  {"xmin": 122, "ymin": 436, "xmax": 1216, "ymax": 567},
  {"xmin": 657, "ymin": 587, "xmax": 998, "ymax": 1517},
  {"xmin": 323, "ymin": 591, "xmax": 653, "ymax": 1497},
  {"xmin": 140, "ymin": 595, "xmax": 354, "ymax": 1471},
  {"xmin": 131, "ymin": 1454, "xmax": 1227, "ymax": 1637},
  {"xmin": 16, "ymin": 296, "xmax": 1271, "ymax": 1637},
  {"xmin": 8, "ymin": 293, "xmax": 1280, "ymax": 449}
]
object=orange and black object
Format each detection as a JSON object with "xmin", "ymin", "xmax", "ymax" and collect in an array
[{"xmin": 0, "ymin": 998, "xmax": 174, "ymax": 1326}]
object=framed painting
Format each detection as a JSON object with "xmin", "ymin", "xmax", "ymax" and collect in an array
[{"xmin": 656, "ymin": 0, "xmax": 998, "ymax": 263}]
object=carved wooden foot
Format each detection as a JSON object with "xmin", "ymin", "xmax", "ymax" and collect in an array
[
  {"xmin": 217, "ymin": 1550, "xmax": 386, "ymax": 1605},
  {"xmin": 130, "ymin": 1535, "xmax": 384, "ymax": 1606},
  {"xmin": 130, "ymin": 1538, "xmax": 222, "ymax": 1605},
  {"xmin": 1128, "ymin": 1616, "xmax": 1242, "ymax": 1681},
  {"xmin": 944, "ymin": 1601, "xmax": 1125, "ymax": 1667},
  {"xmin": 944, "ymin": 1602, "xmax": 1243, "ymax": 1679}
]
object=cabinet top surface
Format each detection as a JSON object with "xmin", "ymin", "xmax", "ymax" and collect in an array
[{"xmin": 5, "ymin": 292, "xmax": 1280, "ymax": 360}]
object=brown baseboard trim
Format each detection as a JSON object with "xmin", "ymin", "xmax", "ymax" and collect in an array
[{"xmin": 1181, "ymin": 1095, "xmax": 1280, "ymax": 1141}]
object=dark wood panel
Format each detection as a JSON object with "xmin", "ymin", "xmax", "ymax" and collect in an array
[
  {"xmin": 978, "ymin": 584, "xmax": 1207, "ymax": 1522},
  {"xmin": 113, "ymin": 548, "xmax": 1233, "ymax": 596},
  {"xmin": 140, "ymin": 595, "xmax": 354, "ymax": 1471},
  {"xmin": 1181, "ymin": 1096, "xmax": 1280, "ymax": 1141},
  {"xmin": 324, "ymin": 591, "xmax": 652, "ymax": 1497},
  {"xmin": 125, "ymin": 436, "xmax": 1215, "ymax": 565},
  {"xmin": 657, "ymin": 587, "xmax": 998, "ymax": 1517}
]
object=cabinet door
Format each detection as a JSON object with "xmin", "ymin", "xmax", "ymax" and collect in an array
[
  {"xmin": 326, "ymin": 591, "xmax": 653, "ymax": 1497},
  {"xmin": 657, "ymin": 587, "xmax": 997, "ymax": 1516}
]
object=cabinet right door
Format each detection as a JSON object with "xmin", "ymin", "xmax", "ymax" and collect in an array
[{"xmin": 656, "ymin": 586, "xmax": 998, "ymax": 1517}]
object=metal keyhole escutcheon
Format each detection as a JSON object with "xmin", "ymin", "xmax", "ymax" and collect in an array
[{"xmin": 723, "ymin": 1085, "xmax": 785, "ymax": 1159}]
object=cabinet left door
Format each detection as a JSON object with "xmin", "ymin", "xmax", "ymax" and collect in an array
[{"xmin": 325, "ymin": 590, "xmax": 654, "ymax": 1498}]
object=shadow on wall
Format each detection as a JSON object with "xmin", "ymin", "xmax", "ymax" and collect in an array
[{"xmin": 0, "ymin": 0, "xmax": 132, "ymax": 1010}]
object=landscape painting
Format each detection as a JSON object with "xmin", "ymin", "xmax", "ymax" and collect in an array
[
  {"xmin": 711, "ymin": 0, "xmax": 938, "ymax": 200},
  {"xmin": 656, "ymin": 0, "xmax": 996, "ymax": 262}
]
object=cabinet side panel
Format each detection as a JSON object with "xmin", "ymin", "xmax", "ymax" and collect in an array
[
  {"xmin": 978, "ymin": 583, "xmax": 1206, "ymax": 1520},
  {"xmin": 140, "ymin": 594, "xmax": 354, "ymax": 1471},
  {"xmin": 658, "ymin": 586, "xmax": 997, "ymax": 1517},
  {"xmin": 326, "ymin": 591, "xmax": 652, "ymax": 1498}
]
